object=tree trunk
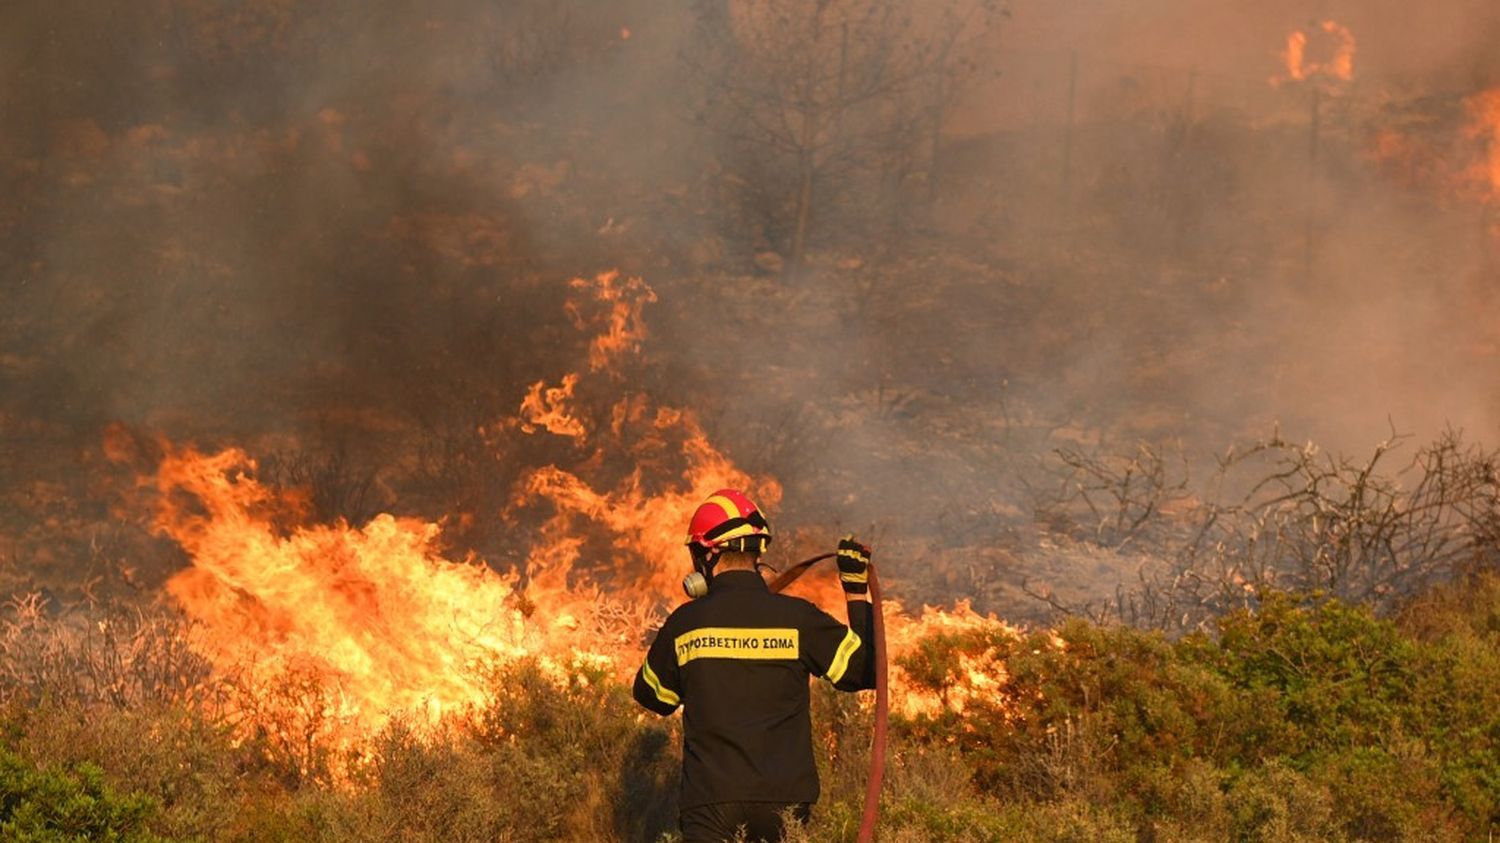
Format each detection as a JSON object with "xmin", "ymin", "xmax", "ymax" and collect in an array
[
  {"xmin": 1061, "ymin": 50, "xmax": 1078, "ymax": 205},
  {"xmin": 788, "ymin": 155, "xmax": 815, "ymax": 283},
  {"xmin": 787, "ymin": 49, "xmax": 821, "ymax": 285},
  {"xmin": 928, "ymin": 42, "xmax": 953, "ymax": 203},
  {"xmin": 1304, "ymin": 86, "xmax": 1321, "ymax": 282}
]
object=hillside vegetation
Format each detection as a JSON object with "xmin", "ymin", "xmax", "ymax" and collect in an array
[
  {"xmin": 3, "ymin": 1, "xmax": 1500, "ymax": 840},
  {"xmin": 1, "ymin": 572, "xmax": 1496, "ymax": 842}
]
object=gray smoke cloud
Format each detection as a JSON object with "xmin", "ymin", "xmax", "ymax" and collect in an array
[{"xmin": 3, "ymin": 0, "xmax": 1498, "ymax": 612}]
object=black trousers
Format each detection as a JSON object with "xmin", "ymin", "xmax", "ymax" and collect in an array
[{"xmin": 679, "ymin": 801, "xmax": 811, "ymax": 843}]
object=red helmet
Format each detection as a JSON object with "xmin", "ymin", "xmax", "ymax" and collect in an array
[{"xmin": 685, "ymin": 488, "xmax": 772, "ymax": 554}]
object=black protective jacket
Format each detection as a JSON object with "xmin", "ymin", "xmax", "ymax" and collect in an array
[{"xmin": 632, "ymin": 569, "xmax": 877, "ymax": 809}]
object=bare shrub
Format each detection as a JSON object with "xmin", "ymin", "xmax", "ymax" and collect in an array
[
  {"xmin": 1030, "ymin": 440, "xmax": 1193, "ymax": 550},
  {"xmin": 1028, "ymin": 429, "xmax": 1500, "ymax": 631},
  {"xmin": 220, "ymin": 662, "xmax": 346, "ymax": 787},
  {"xmin": 0, "ymin": 594, "xmax": 216, "ymax": 709},
  {"xmin": 746, "ymin": 404, "xmax": 825, "ymax": 472},
  {"xmin": 260, "ymin": 447, "xmax": 380, "ymax": 525}
]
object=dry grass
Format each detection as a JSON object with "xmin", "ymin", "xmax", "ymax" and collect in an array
[{"xmin": 0, "ymin": 571, "xmax": 1493, "ymax": 841}]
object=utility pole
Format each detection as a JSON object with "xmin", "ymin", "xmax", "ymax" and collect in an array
[
  {"xmin": 1061, "ymin": 49, "xmax": 1078, "ymax": 208},
  {"xmin": 1184, "ymin": 67, "xmax": 1197, "ymax": 127},
  {"xmin": 1304, "ymin": 86, "xmax": 1321, "ymax": 282},
  {"xmin": 1483, "ymin": 204, "xmax": 1497, "ymax": 280}
]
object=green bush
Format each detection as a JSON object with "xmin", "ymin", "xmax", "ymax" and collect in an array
[
  {"xmin": 0, "ymin": 748, "xmax": 164, "ymax": 842},
  {"xmin": 894, "ymin": 579, "xmax": 1500, "ymax": 841},
  {"xmin": 12, "ymin": 702, "xmax": 253, "ymax": 840}
]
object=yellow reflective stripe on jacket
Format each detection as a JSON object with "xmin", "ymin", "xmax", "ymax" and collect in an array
[
  {"xmin": 640, "ymin": 661, "xmax": 679, "ymax": 707},
  {"xmin": 675, "ymin": 627, "xmax": 799, "ymax": 665},
  {"xmin": 825, "ymin": 628, "xmax": 862, "ymax": 683}
]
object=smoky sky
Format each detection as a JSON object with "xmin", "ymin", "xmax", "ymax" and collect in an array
[{"xmin": 3, "ymin": 0, "xmax": 1500, "ymax": 604}]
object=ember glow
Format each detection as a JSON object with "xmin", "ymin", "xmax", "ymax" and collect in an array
[{"xmin": 149, "ymin": 271, "xmax": 1019, "ymax": 755}]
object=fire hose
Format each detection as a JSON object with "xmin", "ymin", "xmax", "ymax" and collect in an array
[{"xmin": 769, "ymin": 553, "xmax": 888, "ymax": 843}]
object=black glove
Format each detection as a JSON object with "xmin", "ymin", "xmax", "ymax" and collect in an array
[{"xmin": 836, "ymin": 534, "xmax": 871, "ymax": 596}]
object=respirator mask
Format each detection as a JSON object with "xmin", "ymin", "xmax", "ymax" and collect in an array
[{"xmin": 682, "ymin": 544, "xmax": 715, "ymax": 599}]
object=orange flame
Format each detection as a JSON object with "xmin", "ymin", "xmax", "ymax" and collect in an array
[
  {"xmin": 1282, "ymin": 30, "xmax": 1308, "ymax": 82},
  {"xmin": 1274, "ymin": 20, "xmax": 1355, "ymax": 88},
  {"xmin": 520, "ymin": 406, "xmax": 782, "ymax": 602},
  {"xmin": 1366, "ymin": 86, "xmax": 1500, "ymax": 214},
  {"xmin": 518, "ymin": 373, "xmax": 587, "ymax": 440},
  {"xmin": 516, "ymin": 271, "xmax": 658, "ymax": 440},
  {"xmin": 148, "ymin": 269, "xmax": 1021, "ymax": 759},
  {"xmin": 566, "ymin": 269, "xmax": 657, "ymax": 374},
  {"xmin": 883, "ymin": 599, "xmax": 1022, "ymax": 718},
  {"xmin": 155, "ymin": 447, "xmax": 633, "ymax": 741},
  {"xmin": 153, "ymin": 445, "xmax": 1021, "ymax": 748},
  {"xmin": 1464, "ymin": 88, "xmax": 1500, "ymax": 203}
]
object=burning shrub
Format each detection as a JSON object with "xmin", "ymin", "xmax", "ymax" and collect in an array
[{"xmin": 0, "ymin": 574, "xmax": 1492, "ymax": 841}]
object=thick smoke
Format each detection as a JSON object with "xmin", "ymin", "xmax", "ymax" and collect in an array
[{"xmin": 2, "ymin": 0, "xmax": 1498, "ymax": 615}]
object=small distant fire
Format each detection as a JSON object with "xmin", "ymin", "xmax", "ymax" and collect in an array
[
  {"xmin": 1273, "ymin": 20, "xmax": 1355, "ymax": 89},
  {"xmin": 1367, "ymin": 86, "xmax": 1500, "ymax": 214},
  {"xmin": 1464, "ymin": 88, "xmax": 1500, "ymax": 203},
  {"xmin": 149, "ymin": 271, "xmax": 1019, "ymax": 761}
]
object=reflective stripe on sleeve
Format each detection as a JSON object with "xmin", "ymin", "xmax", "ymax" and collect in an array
[
  {"xmin": 824, "ymin": 628, "xmax": 862, "ymax": 684},
  {"xmin": 641, "ymin": 661, "xmax": 680, "ymax": 707}
]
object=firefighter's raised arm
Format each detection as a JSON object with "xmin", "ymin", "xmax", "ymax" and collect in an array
[{"xmin": 801, "ymin": 535, "xmax": 878, "ymax": 692}]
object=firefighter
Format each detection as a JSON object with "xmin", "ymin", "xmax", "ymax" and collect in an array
[{"xmin": 633, "ymin": 489, "xmax": 877, "ymax": 843}]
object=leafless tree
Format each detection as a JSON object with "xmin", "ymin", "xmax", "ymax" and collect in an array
[
  {"xmin": 686, "ymin": 0, "xmax": 1005, "ymax": 278},
  {"xmin": 481, "ymin": 0, "xmax": 627, "ymax": 96}
]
